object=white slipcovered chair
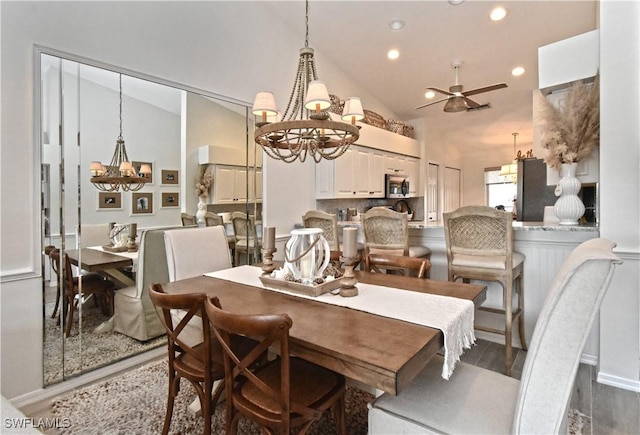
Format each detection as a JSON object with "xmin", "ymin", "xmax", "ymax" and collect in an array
[
  {"xmin": 368, "ymin": 238, "xmax": 621, "ymax": 434},
  {"xmin": 163, "ymin": 225, "xmax": 232, "ymax": 346},
  {"xmin": 164, "ymin": 225, "xmax": 232, "ymax": 281},
  {"xmin": 80, "ymin": 223, "xmax": 111, "ymax": 248},
  {"xmin": 112, "ymin": 227, "xmax": 178, "ymax": 341}
]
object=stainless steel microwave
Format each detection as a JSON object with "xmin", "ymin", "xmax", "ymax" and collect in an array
[{"xmin": 385, "ymin": 174, "xmax": 411, "ymax": 198}]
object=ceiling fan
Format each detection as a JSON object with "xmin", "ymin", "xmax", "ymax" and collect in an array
[{"xmin": 416, "ymin": 61, "xmax": 507, "ymax": 112}]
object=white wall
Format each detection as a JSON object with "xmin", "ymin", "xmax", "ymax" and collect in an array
[
  {"xmin": 598, "ymin": 0, "xmax": 640, "ymax": 392},
  {"xmin": 0, "ymin": 1, "xmax": 395, "ymax": 399}
]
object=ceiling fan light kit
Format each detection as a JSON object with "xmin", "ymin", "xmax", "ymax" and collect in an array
[{"xmin": 416, "ymin": 61, "xmax": 507, "ymax": 113}]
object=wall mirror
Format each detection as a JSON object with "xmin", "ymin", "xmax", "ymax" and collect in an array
[{"xmin": 38, "ymin": 48, "xmax": 261, "ymax": 386}]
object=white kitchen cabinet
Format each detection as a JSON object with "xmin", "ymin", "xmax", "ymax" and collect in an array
[
  {"xmin": 213, "ymin": 165, "xmax": 262, "ymax": 204},
  {"xmin": 315, "ymin": 146, "xmax": 386, "ymax": 199},
  {"xmin": 406, "ymin": 157, "xmax": 420, "ymax": 196},
  {"xmin": 384, "ymin": 154, "xmax": 408, "ymax": 175},
  {"xmin": 315, "ymin": 158, "xmax": 334, "ymax": 199}
]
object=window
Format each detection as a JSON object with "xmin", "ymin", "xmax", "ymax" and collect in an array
[{"xmin": 485, "ymin": 169, "xmax": 517, "ymax": 212}]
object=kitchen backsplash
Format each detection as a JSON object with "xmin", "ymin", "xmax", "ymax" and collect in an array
[{"xmin": 315, "ymin": 197, "xmax": 424, "ymax": 221}]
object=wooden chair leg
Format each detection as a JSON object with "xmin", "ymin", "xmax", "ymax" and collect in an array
[
  {"xmin": 517, "ymin": 274, "xmax": 528, "ymax": 350},
  {"xmin": 65, "ymin": 298, "xmax": 76, "ymax": 337},
  {"xmin": 504, "ymin": 280, "xmax": 513, "ymax": 377},
  {"xmin": 51, "ymin": 284, "xmax": 61, "ymax": 318}
]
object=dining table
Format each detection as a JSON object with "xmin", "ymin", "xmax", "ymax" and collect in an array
[
  {"xmin": 160, "ymin": 265, "xmax": 486, "ymax": 396},
  {"xmin": 66, "ymin": 247, "xmax": 136, "ymax": 288}
]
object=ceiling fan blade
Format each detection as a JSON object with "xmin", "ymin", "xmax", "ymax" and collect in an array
[
  {"xmin": 463, "ymin": 96, "xmax": 481, "ymax": 109},
  {"xmin": 415, "ymin": 97, "xmax": 451, "ymax": 110},
  {"xmin": 462, "ymin": 83, "xmax": 508, "ymax": 97},
  {"xmin": 426, "ymin": 87, "xmax": 454, "ymax": 96}
]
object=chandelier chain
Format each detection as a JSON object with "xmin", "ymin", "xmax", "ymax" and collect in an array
[{"xmin": 118, "ymin": 74, "xmax": 123, "ymax": 141}]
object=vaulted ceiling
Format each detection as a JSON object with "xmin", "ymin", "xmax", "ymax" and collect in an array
[{"xmin": 265, "ymin": 1, "xmax": 598, "ymax": 154}]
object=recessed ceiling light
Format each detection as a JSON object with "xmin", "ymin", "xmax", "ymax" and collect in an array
[
  {"xmin": 425, "ymin": 90, "xmax": 436, "ymax": 99},
  {"xmin": 448, "ymin": 0, "xmax": 465, "ymax": 5},
  {"xmin": 387, "ymin": 49, "xmax": 400, "ymax": 60},
  {"xmin": 389, "ymin": 20, "xmax": 405, "ymax": 31},
  {"xmin": 512, "ymin": 66, "xmax": 525, "ymax": 76},
  {"xmin": 490, "ymin": 6, "xmax": 507, "ymax": 21}
]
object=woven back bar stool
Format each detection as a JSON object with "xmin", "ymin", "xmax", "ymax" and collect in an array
[
  {"xmin": 361, "ymin": 207, "xmax": 431, "ymax": 277},
  {"xmin": 443, "ymin": 205, "xmax": 527, "ymax": 376}
]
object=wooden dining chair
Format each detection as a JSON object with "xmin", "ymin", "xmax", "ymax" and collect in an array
[
  {"xmin": 48, "ymin": 247, "xmax": 115, "ymax": 337},
  {"xmin": 205, "ymin": 298, "xmax": 347, "ymax": 435},
  {"xmin": 45, "ymin": 245, "xmax": 107, "ymax": 319},
  {"xmin": 181, "ymin": 213, "xmax": 197, "ymax": 226},
  {"xmin": 444, "ymin": 205, "xmax": 526, "ymax": 376},
  {"xmin": 365, "ymin": 253, "xmax": 431, "ymax": 278},
  {"xmin": 369, "ymin": 238, "xmax": 621, "ymax": 434},
  {"xmin": 149, "ymin": 284, "xmax": 223, "ymax": 435},
  {"xmin": 203, "ymin": 212, "xmax": 223, "ymax": 227}
]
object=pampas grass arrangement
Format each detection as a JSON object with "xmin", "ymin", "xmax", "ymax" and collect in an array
[{"xmin": 538, "ymin": 73, "xmax": 600, "ymax": 170}]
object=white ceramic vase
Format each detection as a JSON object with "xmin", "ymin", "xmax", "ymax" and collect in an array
[
  {"xmin": 554, "ymin": 162, "xmax": 585, "ymax": 225},
  {"xmin": 284, "ymin": 228, "xmax": 330, "ymax": 284},
  {"xmin": 196, "ymin": 196, "xmax": 207, "ymax": 225}
]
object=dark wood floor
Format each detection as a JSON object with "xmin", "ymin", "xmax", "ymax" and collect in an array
[{"xmin": 461, "ymin": 339, "xmax": 640, "ymax": 434}]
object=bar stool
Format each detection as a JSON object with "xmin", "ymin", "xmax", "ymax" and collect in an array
[
  {"xmin": 361, "ymin": 207, "xmax": 431, "ymax": 277},
  {"xmin": 302, "ymin": 210, "xmax": 364, "ymax": 255},
  {"xmin": 443, "ymin": 205, "xmax": 527, "ymax": 376},
  {"xmin": 231, "ymin": 212, "xmax": 261, "ymax": 266}
]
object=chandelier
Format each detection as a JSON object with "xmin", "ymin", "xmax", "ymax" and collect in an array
[
  {"xmin": 89, "ymin": 74, "xmax": 149, "ymax": 192},
  {"xmin": 499, "ymin": 132, "xmax": 521, "ymax": 182},
  {"xmin": 252, "ymin": 0, "xmax": 362, "ymax": 163}
]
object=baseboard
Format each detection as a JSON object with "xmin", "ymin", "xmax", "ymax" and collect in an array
[
  {"xmin": 11, "ymin": 347, "xmax": 165, "ymax": 416},
  {"xmin": 597, "ymin": 371, "xmax": 640, "ymax": 393},
  {"xmin": 579, "ymin": 352, "xmax": 598, "ymax": 366}
]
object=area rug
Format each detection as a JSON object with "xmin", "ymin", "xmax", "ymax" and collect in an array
[
  {"xmin": 48, "ymin": 358, "xmax": 584, "ymax": 435},
  {"xmin": 43, "ymin": 302, "xmax": 165, "ymax": 385},
  {"xmin": 49, "ymin": 359, "xmax": 373, "ymax": 434}
]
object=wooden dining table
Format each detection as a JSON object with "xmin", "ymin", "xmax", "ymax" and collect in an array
[
  {"xmin": 66, "ymin": 248, "xmax": 135, "ymax": 287},
  {"xmin": 160, "ymin": 267, "xmax": 486, "ymax": 396}
]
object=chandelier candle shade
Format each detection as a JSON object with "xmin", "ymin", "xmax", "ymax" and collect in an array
[
  {"xmin": 90, "ymin": 74, "xmax": 149, "ymax": 192},
  {"xmin": 252, "ymin": 0, "xmax": 361, "ymax": 163}
]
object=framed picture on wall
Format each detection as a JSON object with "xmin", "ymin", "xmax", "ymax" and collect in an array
[
  {"xmin": 161, "ymin": 192, "xmax": 180, "ymax": 208},
  {"xmin": 131, "ymin": 192, "xmax": 153, "ymax": 215},
  {"xmin": 161, "ymin": 169, "xmax": 179, "ymax": 185},
  {"xmin": 132, "ymin": 161, "xmax": 154, "ymax": 184},
  {"xmin": 97, "ymin": 192, "xmax": 122, "ymax": 211}
]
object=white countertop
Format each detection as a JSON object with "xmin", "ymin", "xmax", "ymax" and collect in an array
[{"xmin": 338, "ymin": 220, "xmax": 598, "ymax": 232}]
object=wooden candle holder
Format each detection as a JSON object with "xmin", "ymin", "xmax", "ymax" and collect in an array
[
  {"xmin": 339, "ymin": 254, "xmax": 360, "ymax": 297},
  {"xmin": 261, "ymin": 248, "xmax": 277, "ymax": 274}
]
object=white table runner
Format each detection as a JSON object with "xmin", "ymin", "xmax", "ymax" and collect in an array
[{"xmin": 205, "ymin": 265, "xmax": 475, "ymax": 379}]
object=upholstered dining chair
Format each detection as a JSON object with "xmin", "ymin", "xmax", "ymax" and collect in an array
[
  {"xmin": 361, "ymin": 207, "xmax": 431, "ymax": 276},
  {"xmin": 149, "ymin": 284, "xmax": 223, "ymax": 435},
  {"xmin": 164, "ymin": 226, "xmax": 232, "ymax": 282},
  {"xmin": 444, "ymin": 205, "xmax": 525, "ymax": 375},
  {"xmin": 368, "ymin": 238, "xmax": 621, "ymax": 434},
  {"xmin": 203, "ymin": 212, "xmax": 223, "ymax": 227},
  {"xmin": 231, "ymin": 211, "xmax": 261, "ymax": 266},
  {"xmin": 112, "ymin": 227, "xmax": 174, "ymax": 341},
  {"xmin": 181, "ymin": 213, "xmax": 197, "ymax": 226},
  {"xmin": 48, "ymin": 247, "xmax": 115, "ymax": 337},
  {"xmin": 204, "ymin": 298, "xmax": 347, "ymax": 435},
  {"xmin": 163, "ymin": 225, "xmax": 233, "ymax": 347},
  {"xmin": 365, "ymin": 253, "xmax": 431, "ymax": 278}
]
